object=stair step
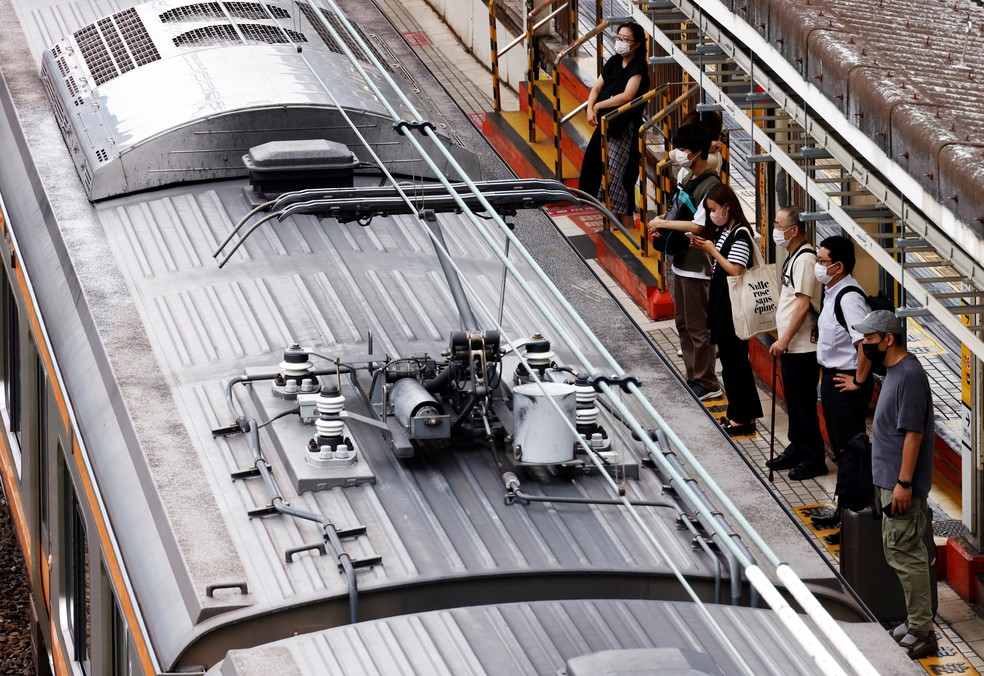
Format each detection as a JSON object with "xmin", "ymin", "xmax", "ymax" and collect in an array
[
  {"xmin": 518, "ymin": 80, "xmax": 593, "ymax": 167},
  {"xmin": 558, "ymin": 56, "xmax": 595, "ymax": 102},
  {"xmin": 482, "ymin": 111, "xmax": 580, "ymax": 185}
]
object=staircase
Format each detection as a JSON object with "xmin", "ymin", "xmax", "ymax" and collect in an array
[
  {"xmin": 483, "ymin": 56, "xmax": 673, "ymax": 320},
  {"xmin": 482, "ymin": 58, "xmax": 590, "ymax": 188}
]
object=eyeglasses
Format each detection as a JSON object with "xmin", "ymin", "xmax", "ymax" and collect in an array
[{"xmin": 616, "ymin": 36, "xmax": 635, "ymax": 43}]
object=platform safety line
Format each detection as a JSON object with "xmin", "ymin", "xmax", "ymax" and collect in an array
[{"xmin": 917, "ymin": 626, "xmax": 981, "ymax": 675}]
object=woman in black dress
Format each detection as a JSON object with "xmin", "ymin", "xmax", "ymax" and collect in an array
[
  {"xmin": 577, "ymin": 22, "xmax": 649, "ymax": 230},
  {"xmin": 690, "ymin": 183, "xmax": 764, "ymax": 436}
]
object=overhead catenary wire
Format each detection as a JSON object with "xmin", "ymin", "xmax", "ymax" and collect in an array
[
  {"xmin": 229, "ymin": 3, "xmax": 872, "ymax": 673},
  {"xmin": 310, "ymin": 3, "xmax": 854, "ymax": 670},
  {"xmin": 241, "ymin": 5, "xmax": 760, "ymax": 669}
]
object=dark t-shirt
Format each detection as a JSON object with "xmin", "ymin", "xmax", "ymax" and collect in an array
[
  {"xmin": 599, "ymin": 54, "xmax": 650, "ymax": 129},
  {"xmin": 871, "ymin": 353, "xmax": 935, "ymax": 496}
]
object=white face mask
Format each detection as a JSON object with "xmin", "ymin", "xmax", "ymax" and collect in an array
[
  {"xmin": 670, "ymin": 148, "xmax": 693, "ymax": 168},
  {"xmin": 772, "ymin": 228, "xmax": 788, "ymax": 245},
  {"xmin": 614, "ymin": 39, "xmax": 632, "ymax": 56},
  {"xmin": 814, "ymin": 262, "xmax": 834, "ymax": 285}
]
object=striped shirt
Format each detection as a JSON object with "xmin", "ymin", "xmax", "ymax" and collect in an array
[{"xmin": 711, "ymin": 225, "xmax": 752, "ymax": 273}]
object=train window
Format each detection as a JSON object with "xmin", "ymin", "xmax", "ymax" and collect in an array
[
  {"xmin": 3, "ymin": 273, "xmax": 21, "ymax": 448},
  {"xmin": 37, "ymin": 355, "xmax": 49, "ymax": 539},
  {"xmin": 66, "ymin": 490, "xmax": 92, "ymax": 672},
  {"xmin": 109, "ymin": 591, "xmax": 131, "ymax": 676}
]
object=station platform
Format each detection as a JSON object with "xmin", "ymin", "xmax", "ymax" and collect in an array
[{"xmin": 370, "ymin": 0, "xmax": 984, "ymax": 671}]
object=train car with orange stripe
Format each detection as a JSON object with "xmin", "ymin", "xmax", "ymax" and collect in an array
[{"xmin": 0, "ymin": 0, "xmax": 918, "ymax": 674}]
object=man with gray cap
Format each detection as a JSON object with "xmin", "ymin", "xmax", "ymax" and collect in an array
[{"xmin": 855, "ymin": 309, "xmax": 937, "ymax": 659}]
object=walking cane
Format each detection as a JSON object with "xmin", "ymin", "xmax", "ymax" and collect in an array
[{"xmin": 768, "ymin": 355, "xmax": 777, "ymax": 483}]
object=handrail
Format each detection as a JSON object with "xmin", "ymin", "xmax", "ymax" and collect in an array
[
  {"xmin": 598, "ymin": 87, "xmax": 662, "ymax": 202},
  {"xmin": 489, "ymin": 0, "xmax": 503, "ymax": 113},
  {"xmin": 529, "ymin": 1, "xmax": 573, "ymax": 141},
  {"xmin": 633, "ymin": 84, "xmax": 703, "ymax": 297},
  {"xmin": 489, "ymin": 0, "xmax": 582, "ymax": 139},
  {"xmin": 550, "ymin": 21, "xmax": 611, "ymax": 179},
  {"xmin": 637, "ymin": 84, "xmax": 698, "ymax": 230},
  {"xmin": 560, "ymin": 100, "xmax": 588, "ymax": 126},
  {"xmin": 490, "ymin": 0, "xmax": 571, "ymax": 119}
]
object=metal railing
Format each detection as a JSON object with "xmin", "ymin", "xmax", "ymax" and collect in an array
[
  {"xmin": 489, "ymin": 0, "xmax": 579, "ymax": 142},
  {"xmin": 550, "ymin": 21, "xmax": 609, "ymax": 179},
  {"xmin": 637, "ymin": 84, "xmax": 698, "ymax": 250}
]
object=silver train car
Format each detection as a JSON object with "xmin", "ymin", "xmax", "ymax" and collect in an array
[{"xmin": 0, "ymin": 0, "xmax": 914, "ymax": 674}]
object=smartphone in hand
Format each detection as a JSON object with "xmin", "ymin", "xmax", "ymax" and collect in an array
[{"xmin": 881, "ymin": 503, "xmax": 895, "ymax": 518}]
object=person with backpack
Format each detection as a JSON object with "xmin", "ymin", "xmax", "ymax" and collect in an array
[
  {"xmin": 808, "ymin": 236, "xmax": 876, "ymax": 536},
  {"xmin": 765, "ymin": 207, "xmax": 826, "ymax": 479},
  {"xmin": 816, "ymin": 236, "xmax": 875, "ymax": 455},
  {"xmin": 647, "ymin": 124, "xmax": 723, "ymax": 402}
]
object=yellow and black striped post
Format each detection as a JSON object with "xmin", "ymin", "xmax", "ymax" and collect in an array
[
  {"xmin": 489, "ymin": 0, "xmax": 501, "ymax": 113},
  {"xmin": 526, "ymin": 0, "xmax": 536, "ymax": 142}
]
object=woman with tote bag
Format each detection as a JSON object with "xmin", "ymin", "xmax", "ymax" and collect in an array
[{"xmin": 690, "ymin": 184, "xmax": 765, "ymax": 437}]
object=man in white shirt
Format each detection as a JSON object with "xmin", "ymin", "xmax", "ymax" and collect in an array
[
  {"xmin": 766, "ymin": 207, "xmax": 825, "ymax": 479},
  {"xmin": 815, "ymin": 236, "xmax": 874, "ymax": 463}
]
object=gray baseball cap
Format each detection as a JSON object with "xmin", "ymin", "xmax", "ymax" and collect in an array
[{"xmin": 853, "ymin": 309, "xmax": 903, "ymax": 336}]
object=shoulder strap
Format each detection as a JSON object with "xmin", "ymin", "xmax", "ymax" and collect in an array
[
  {"xmin": 731, "ymin": 225, "xmax": 762, "ymax": 269},
  {"xmin": 683, "ymin": 170, "xmax": 717, "ymax": 196},
  {"xmin": 833, "ymin": 286, "xmax": 865, "ymax": 331},
  {"xmin": 782, "ymin": 244, "xmax": 815, "ymax": 277},
  {"xmin": 676, "ymin": 188, "xmax": 696, "ymax": 214}
]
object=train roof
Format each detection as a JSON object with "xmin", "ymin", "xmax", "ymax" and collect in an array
[
  {"xmin": 206, "ymin": 598, "xmax": 918, "ymax": 675},
  {"xmin": 0, "ymin": 0, "xmax": 902, "ymax": 673},
  {"xmin": 36, "ymin": 0, "xmax": 475, "ymax": 199},
  {"xmin": 720, "ymin": 0, "xmax": 984, "ymax": 243}
]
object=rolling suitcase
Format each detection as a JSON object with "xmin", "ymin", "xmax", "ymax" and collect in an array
[{"xmin": 840, "ymin": 503, "xmax": 938, "ymax": 623}]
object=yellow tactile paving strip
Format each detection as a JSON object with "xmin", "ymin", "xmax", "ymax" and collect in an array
[
  {"xmin": 793, "ymin": 504, "xmax": 841, "ymax": 559},
  {"xmin": 918, "ymin": 628, "xmax": 982, "ymax": 675},
  {"xmin": 702, "ymin": 398, "xmax": 760, "ymax": 439},
  {"xmin": 791, "ymin": 506, "xmax": 980, "ymax": 673}
]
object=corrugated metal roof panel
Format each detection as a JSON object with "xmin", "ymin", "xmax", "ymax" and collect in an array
[
  {"xmin": 210, "ymin": 599, "xmax": 855, "ymax": 675},
  {"xmin": 100, "ymin": 179, "xmax": 711, "ymax": 612},
  {"xmin": 753, "ymin": 0, "xmax": 984, "ymax": 234}
]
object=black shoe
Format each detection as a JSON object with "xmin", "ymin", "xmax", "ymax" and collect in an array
[
  {"xmin": 691, "ymin": 383, "xmax": 724, "ymax": 401},
  {"xmin": 789, "ymin": 463, "xmax": 828, "ymax": 481},
  {"xmin": 823, "ymin": 531, "xmax": 841, "ymax": 546},
  {"xmin": 811, "ymin": 511, "xmax": 841, "ymax": 529},
  {"xmin": 766, "ymin": 450, "xmax": 800, "ymax": 471},
  {"xmin": 721, "ymin": 419, "xmax": 756, "ymax": 437}
]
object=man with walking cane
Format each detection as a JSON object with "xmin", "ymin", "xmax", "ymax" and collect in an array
[{"xmin": 765, "ymin": 207, "xmax": 825, "ymax": 480}]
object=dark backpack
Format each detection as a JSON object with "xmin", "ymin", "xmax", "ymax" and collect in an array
[
  {"xmin": 833, "ymin": 287, "xmax": 894, "ymax": 333},
  {"xmin": 836, "ymin": 432, "xmax": 875, "ymax": 511},
  {"xmin": 650, "ymin": 171, "xmax": 718, "ymax": 256},
  {"xmin": 832, "ymin": 287, "xmax": 894, "ymax": 376}
]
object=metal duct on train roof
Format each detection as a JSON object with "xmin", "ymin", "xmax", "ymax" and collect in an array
[
  {"xmin": 244, "ymin": 140, "xmax": 358, "ymax": 196},
  {"xmin": 38, "ymin": 0, "xmax": 478, "ymax": 201}
]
